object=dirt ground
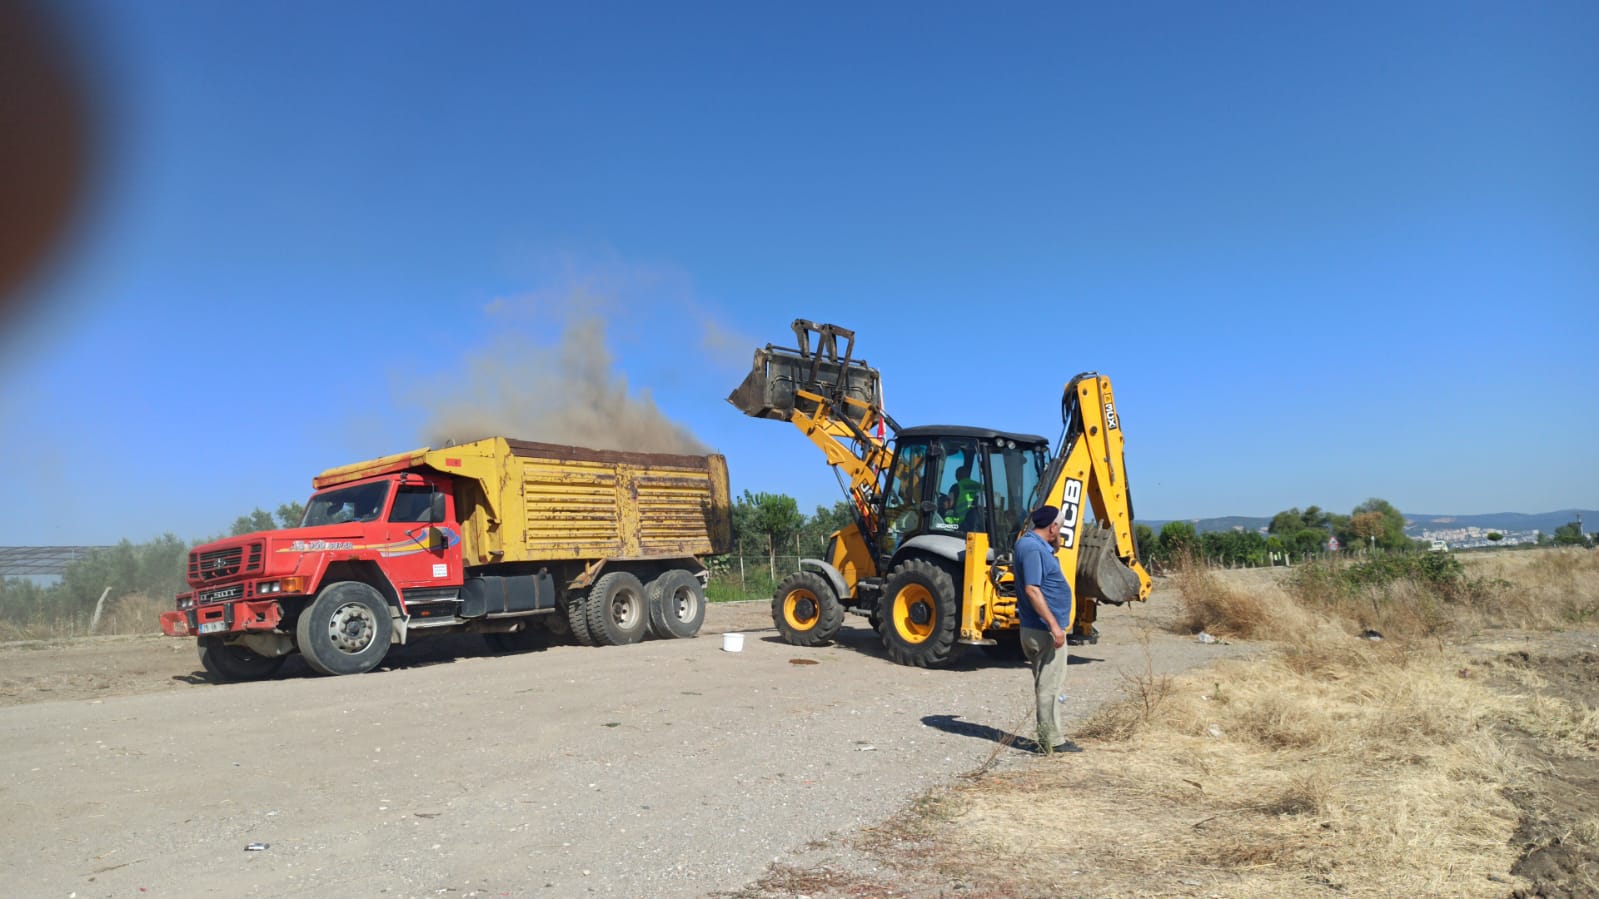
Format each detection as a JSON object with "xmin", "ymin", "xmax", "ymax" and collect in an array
[
  {"xmin": 1467, "ymin": 633, "xmax": 1599, "ymax": 898},
  {"xmin": 0, "ymin": 585, "xmax": 1255, "ymax": 898},
  {"xmin": 5, "ymin": 575, "xmax": 1594, "ymax": 898}
]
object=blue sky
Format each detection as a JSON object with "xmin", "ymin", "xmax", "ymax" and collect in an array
[{"xmin": 2, "ymin": 1, "xmax": 1595, "ymax": 547}]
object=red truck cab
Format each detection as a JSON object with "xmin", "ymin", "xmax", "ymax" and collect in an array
[{"xmin": 161, "ymin": 472, "xmax": 462, "ymax": 679}]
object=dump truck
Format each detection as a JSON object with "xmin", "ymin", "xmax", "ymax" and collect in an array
[
  {"xmin": 160, "ymin": 437, "xmax": 732, "ymax": 681},
  {"xmin": 729, "ymin": 320, "xmax": 1150, "ymax": 667}
]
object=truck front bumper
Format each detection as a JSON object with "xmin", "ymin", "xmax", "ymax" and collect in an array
[{"xmin": 161, "ymin": 600, "xmax": 283, "ymax": 638}]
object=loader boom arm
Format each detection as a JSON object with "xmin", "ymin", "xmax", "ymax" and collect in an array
[{"xmin": 727, "ymin": 320, "xmax": 894, "ymax": 534}]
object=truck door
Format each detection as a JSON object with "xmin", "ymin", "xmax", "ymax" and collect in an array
[{"xmin": 382, "ymin": 480, "xmax": 463, "ymax": 597}]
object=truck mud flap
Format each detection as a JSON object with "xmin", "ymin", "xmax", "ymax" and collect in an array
[
  {"xmin": 1075, "ymin": 525, "xmax": 1141, "ymax": 606},
  {"xmin": 460, "ymin": 573, "xmax": 556, "ymax": 617}
]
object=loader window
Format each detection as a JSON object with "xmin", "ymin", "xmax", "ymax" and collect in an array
[
  {"xmin": 933, "ymin": 440, "xmax": 985, "ymax": 532},
  {"xmin": 882, "ymin": 440, "xmax": 930, "ymax": 539},
  {"xmin": 992, "ymin": 443, "xmax": 1049, "ymax": 542}
]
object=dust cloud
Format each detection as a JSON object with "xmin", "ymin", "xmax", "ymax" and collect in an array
[{"xmin": 420, "ymin": 314, "xmax": 710, "ymax": 455}]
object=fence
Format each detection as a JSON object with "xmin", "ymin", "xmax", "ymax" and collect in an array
[{"xmin": 705, "ymin": 554, "xmax": 811, "ymax": 603}]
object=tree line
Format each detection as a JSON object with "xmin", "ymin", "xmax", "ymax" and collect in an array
[
  {"xmin": 0, "ymin": 504, "xmax": 305, "ymax": 632},
  {"xmin": 5, "ymin": 491, "xmax": 1591, "ymax": 633}
]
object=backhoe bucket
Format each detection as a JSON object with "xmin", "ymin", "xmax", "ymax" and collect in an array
[
  {"xmin": 1075, "ymin": 523, "xmax": 1143, "ymax": 605},
  {"xmin": 727, "ymin": 320, "xmax": 884, "ymax": 422}
]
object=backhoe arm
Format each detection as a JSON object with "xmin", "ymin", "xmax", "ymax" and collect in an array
[{"xmin": 1038, "ymin": 373, "xmax": 1151, "ymax": 637}]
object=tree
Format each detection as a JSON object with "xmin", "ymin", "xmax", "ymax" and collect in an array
[
  {"xmin": 1487, "ymin": 532, "xmax": 1503, "ymax": 542},
  {"xmin": 1553, "ymin": 521, "xmax": 1592, "ymax": 548},
  {"xmin": 1301, "ymin": 505, "xmax": 1329, "ymax": 530},
  {"xmin": 1157, "ymin": 521, "xmax": 1199, "ymax": 566},
  {"xmin": 1348, "ymin": 511, "xmax": 1384, "ymax": 550},
  {"xmin": 277, "ymin": 501, "xmax": 306, "ymax": 528},
  {"xmin": 1268, "ymin": 508, "xmax": 1305, "ymax": 535},
  {"xmin": 735, "ymin": 490, "xmax": 804, "ymax": 578},
  {"xmin": 231, "ymin": 508, "xmax": 277, "ymax": 536},
  {"xmin": 1351, "ymin": 498, "xmax": 1408, "ymax": 550},
  {"xmin": 1134, "ymin": 523, "xmax": 1156, "ymax": 566},
  {"xmin": 796, "ymin": 500, "xmax": 856, "ymax": 558}
]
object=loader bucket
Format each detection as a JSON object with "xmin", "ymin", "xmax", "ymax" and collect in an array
[
  {"xmin": 727, "ymin": 320, "xmax": 884, "ymax": 422},
  {"xmin": 1075, "ymin": 523, "xmax": 1144, "ymax": 605}
]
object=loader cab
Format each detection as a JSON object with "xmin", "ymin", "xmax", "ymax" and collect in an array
[{"xmin": 879, "ymin": 425, "xmax": 1052, "ymax": 555}]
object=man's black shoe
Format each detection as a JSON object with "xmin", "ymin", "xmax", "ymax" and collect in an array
[{"xmin": 1042, "ymin": 740, "xmax": 1084, "ymax": 754}]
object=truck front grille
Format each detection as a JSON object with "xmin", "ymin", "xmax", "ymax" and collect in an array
[{"xmin": 190, "ymin": 543, "xmax": 264, "ymax": 582}]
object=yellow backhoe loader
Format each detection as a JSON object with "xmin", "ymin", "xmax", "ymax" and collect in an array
[{"xmin": 728, "ymin": 320, "xmax": 1151, "ymax": 667}]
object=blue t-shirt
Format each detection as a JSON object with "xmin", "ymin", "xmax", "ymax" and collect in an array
[{"xmin": 1014, "ymin": 530, "xmax": 1072, "ymax": 630}]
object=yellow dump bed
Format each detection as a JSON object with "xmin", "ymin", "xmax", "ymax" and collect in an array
[{"xmin": 313, "ymin": 437, "xmax": 733, "ymax": 569}]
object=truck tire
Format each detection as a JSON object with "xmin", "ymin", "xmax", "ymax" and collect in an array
[
  {"xmin": 772, "ymin": 570, "xmax": 844, "ymax": 646},
  {"xmin": 295, "ymin": 582, "xmax": 393, "ymax": 676},
  {"xmin": 647, "ymin": 570, "xmax": 706, "ymax": 639},
  {"xmin": 877, "ymin": 558, "xmax": 960, "ymax": 668},
  {"xmin": 197, "ymin": 637, "xmax": 285, "ymax": 682},
  {"xmin": 563, "ymin": 591, "xmax": 595, "ymax": 646},
  {"xmin": 586, "ymin": 571, "xmax": 649, "ymax": 646}
]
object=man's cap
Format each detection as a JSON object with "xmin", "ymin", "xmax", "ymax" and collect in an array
[{"xmin": 1030, "ymin": 505, "xmax": 1060, "ymax": 528}]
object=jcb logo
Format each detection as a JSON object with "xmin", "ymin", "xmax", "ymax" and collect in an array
[
  {"xmin": 1104, "ymin": 402, "xmax": 1119, "ymax": 430},
  {"xmin": 1060, "ymin": 478, "xmax": 1083, "ymax": 549}
]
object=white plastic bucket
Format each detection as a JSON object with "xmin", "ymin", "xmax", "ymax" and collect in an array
[{"xmin": 722, "ymin": 632, "xmax": 745, "ymax": 652}]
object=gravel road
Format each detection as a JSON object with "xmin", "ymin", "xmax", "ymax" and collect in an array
[{"xmin": 0, "ymin": 588, "xmax": 1252, "ymax": 897}]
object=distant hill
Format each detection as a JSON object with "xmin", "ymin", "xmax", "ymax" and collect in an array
[
  {"xmin": 1403, "ymin": 510, "xmax": 1596, "ymax": 536},
  {"xmin": 1137, "ymin": 510, "xmax": 1596, "ymax": 536}
]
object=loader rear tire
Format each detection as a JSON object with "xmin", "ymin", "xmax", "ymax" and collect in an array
[
  {"xmin": 772, "ymin": 570, "xmax": 844, "ymax": 646},
  {"xmin": 295, "ymin": 582, "xmax": 392, "ymax": 676},
  {"xmin": 586, "ymin": 571, "xmax": 649, "ymax": 646},
  {"xmin": 647, "ymin": 570, "xmax": 706, "ymax": 639},
  {"xmin": 197, "ymin": 637, "xmax": 285, "ymax": 682},
  {"xmin": 878, "ymin": 559, "xmax": 960, "ymax": 668}
]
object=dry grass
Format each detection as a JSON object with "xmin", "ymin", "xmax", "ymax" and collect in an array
[
  {"xmin": 855, "ymin": 548, "xmax": 1599, "ymax": 897},
  {"xmin": 0, "ymin": 592, "xmax": 168, "ymax": 642},
  {"xmin": 1461, "ymin": 547, "xmax": 1599, "ymax": 628}
]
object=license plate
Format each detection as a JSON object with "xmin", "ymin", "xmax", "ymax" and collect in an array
[{"xmin": 198, "ymin": 622, "xmax": 227, "ymax": 635}]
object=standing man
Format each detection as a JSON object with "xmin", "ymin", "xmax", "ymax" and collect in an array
[{"xmin": 1014, "ymin": 505, "xmax": 1081, "ymax": 754}]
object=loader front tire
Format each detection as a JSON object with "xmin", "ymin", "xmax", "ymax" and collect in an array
[
  {"xmin": 197, "ymin": 637, "xmax": 285, "ymax": 682},
  {"xmin": 772, "ymin": 570, "xmax": 844, "ymax": 646},
  {"xmin": 295, "ymin": 582, "xmax": 392, "ymax": 676},
  {"xmin": 878, "ymin": 559, "xmax": 959, "ymax": 668},
  {"xmin": 586, "ymin": 571, "xmax": 649, "ymax": 646}
]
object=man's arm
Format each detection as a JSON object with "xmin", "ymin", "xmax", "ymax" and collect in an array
[
  {"xmin": 1024, "ymin": 584, "xmax": 1066, "ymax": 648},
  {"xmin": 1019, "ymin": 545, "xmax": 1066, "ymax": 648}
]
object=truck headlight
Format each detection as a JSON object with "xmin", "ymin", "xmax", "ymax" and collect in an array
[{"xmin": 256, "ymin": 577, "xmax": 307, "ymax": 596}]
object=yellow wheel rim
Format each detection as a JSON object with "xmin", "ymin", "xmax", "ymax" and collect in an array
[
  {"xmin": 783, "ymin": 589, "xmax": 820, "ymax": 631},
  {"xmin": 892, "ymin": 584, "xmax": 935, "ymax": 643}
]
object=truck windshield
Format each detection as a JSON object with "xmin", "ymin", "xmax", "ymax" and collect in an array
[{"xmin": 302, "ymin": 482, "xmax": 391, "ymax": 526}]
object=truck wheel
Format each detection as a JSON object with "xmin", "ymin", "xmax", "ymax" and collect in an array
[
  {"xmin": 772, "ymin": 570, "xmax": 844, "ymax": 646},
  {"xmin": 197, "ymin": 637, "xmax": 285, "ymax": 682},
  {"xmin": 295, "ymin": 582, "xmax": 393, "ymax": 676},
  {"xmin": 647, "ymin": 570, "xmax": 706, "ymax": 639},
  {"xmin": 877, "ymin": 559, "xmax": 960, "ymax": 667},
  {"xmin": 586, "ymin": 571, "xmax": 648, "ymax": 646},
  {"xmin": 563, "ymin": 591, "xmax": 595, "ymax": 646}
]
